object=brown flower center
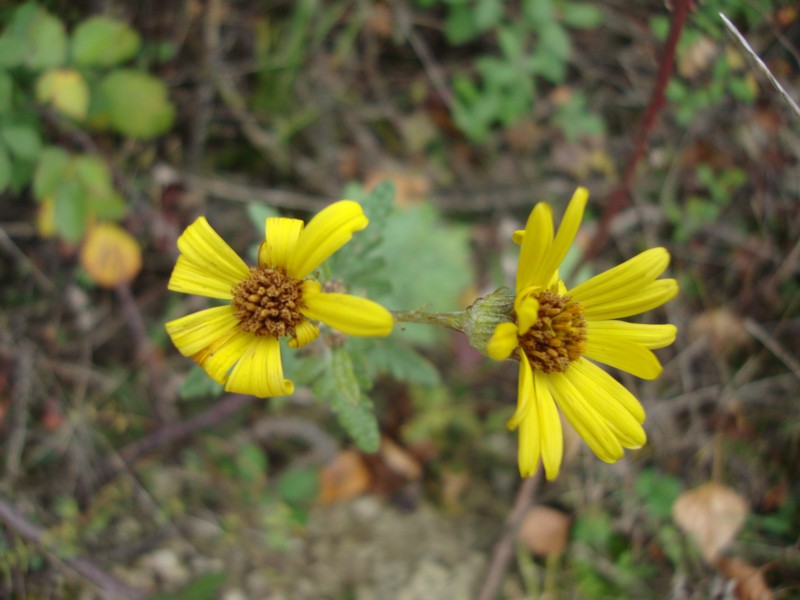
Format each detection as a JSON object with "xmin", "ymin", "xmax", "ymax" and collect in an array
[
  {"xmin": 518, "ymin": 291, "xmax": 587, "ymax": 373},
  {"xmin": 231, "ymin": 266, "xmax": 305, "ymax": 338}
]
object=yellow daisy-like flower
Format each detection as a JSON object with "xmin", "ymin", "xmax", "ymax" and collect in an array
[
  {"xmin": 487, "ymin": 188, "xmax": 678, "ymax": 480},
  {"xmin": 165, "ymin": 201, "xmax": 393, "ymax": 398}
]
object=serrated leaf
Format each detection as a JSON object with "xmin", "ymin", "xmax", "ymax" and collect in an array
[
  {"xmin": 350, "ymin": 338, "xmax": 440, "ymax": 386},
  {"xmin": 328, "ymin": 347, "xmax": 380, "ymax": 452},
  {"xmin": 71, "ymin": 16, "xmax": 141, "ymax": 67},
  {"xmin": 178, "ymin": 364, "xmax": 224, "ymax": 400},
  {"xmin": 97, "ymin": 70, "xmax": 175, "ymax": 139},
  {"xmin": 0, "ymin": 145, "xmax": 11, "ymax": 193},
  {"xmin": 1, "ymin": 125, "xmax": 41, "ymax": 161},
  {"xmin": 33, "ymin": 146, "xmax": 70, "ymax": 199}
]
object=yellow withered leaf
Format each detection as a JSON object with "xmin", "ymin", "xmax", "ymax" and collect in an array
[{"xmin": 80, "ymin": 223, "xmax": 142, "ymax": 287}]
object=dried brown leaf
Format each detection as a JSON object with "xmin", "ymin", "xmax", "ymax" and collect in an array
[
  {"xmin": 673, "ymin": 482, "xmax": 748, "ymax": 563},
  {"xmin": 518, "ymin": 505, "xmax": 571, "ymax": 557},
  {"xmin": 318, "ymin": 450, "xmax": 371, "ymax": 505},
  {"xmin": 717, "ymin": 557, "xmax": 774, "ymax": 600}
]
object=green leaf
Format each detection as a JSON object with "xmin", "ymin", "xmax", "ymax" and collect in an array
[
  {"xmin": 634, "ymin": 468, "xmax": 683, "ymax": 520},
  {"xmin": 235, "ymin": 442, "xmax": 268, "ymax": 483},
  {"xmin": 445, "ymin": 4, "xmax": 478, "ymax": 45},
  {"xmin": 1, "ymin": 125, "xmax": 42, "ymax": 161},
  {"xmin": 324, "ymin": 347, "xmax": 380, "ymax": 452},
  {"xmin": 97, "ymin": 70, "xmax": 175, "ymax": 139},
  {"xmin": 246, "ymin": 202, "xmax": 281, "ymax": 233},
  {"xmin": 5, "ymin": 3, "xmax": 68, "ymax": 70},
  {"xmin": 277, "ymin": 467, "xmax": 318, "ymax": 505},
  {"xmin": 71, "ymin": 16, "xmax": 141, "ymax": 67},
  {"xmin": 560, "ymin": 3, "xmax": 603, "ymax": 29},
  {"xmin": 0, "ymin": 36, "xmax": 26, "ymax": 69},
  {"xmin": 33, "ymin": 146, "xmax": 71, "ymax": 199},
  {"xmin": 54, "ymin": 179, "xmax": 87, "ymax": 243},
  {"xmin": 350, "ymin": 338, "xmax": 440, "ymax": 385},
  {"xmin": 145, "ymin": 572, "xmax": 226, "ymax": 600},
  {"xmin": 0, "ymin": 72, "xmax": 13, "ymax": 113},
  {"xmin": 36, "ymin": 69, "xmax": 90, "ymax": 120},
  {"xmin": 178, "ymin": 364, "xmax": 224, "ymax": 400},
  {"xmin": 0, "ymin": 145, "xmax": 11, "ymax": 193}
]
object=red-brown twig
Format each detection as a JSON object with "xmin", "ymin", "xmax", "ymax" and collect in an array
[
  {"xmin": 477, "ymin": 471, "xmax": 543, "ymax": 600},
  {"xmin": 0, "ymin": 497, "xmax": 146, "ymax": 599},
  {"xmin": 584, "ymin": 0, "xmax": 693, "ymax": 260}
]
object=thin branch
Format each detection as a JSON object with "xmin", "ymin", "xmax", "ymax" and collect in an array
[
  {"xmin": 584, "ymin": 0, "xmax": 692, "ymax": 260},
  {"xmin": 0, "ymin": 497, "xmax": 146, "ymax": 600},
  {"xmin": 93, "ymin": 393, "xmax": 256, "ymax": 489},
  {"xmin": 477, "ymin": 471, "xmax": 544, "ymax": 600},
  {"xmin": 743, "ymin": 318, "xmax": 800, "ymax": 381}
]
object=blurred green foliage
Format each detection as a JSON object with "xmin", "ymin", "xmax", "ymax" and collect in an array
[
  {"xmin": 0, "ymin": 2, "xmax": 175, "ymax": 241},
  {"xmin": 651, "ymin": 0, "xmax": 776, "ymax": 126},
  {"xmin": 416, "ymin": 0, "xmax": 605, "ymax": 141}
]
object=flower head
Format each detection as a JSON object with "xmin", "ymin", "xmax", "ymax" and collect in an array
[
  {"xmin": 166, "ymin": 201, "xmax": 393, "ymax": 398},
  {"xmin": 487, "ymin": 188, "xmax": 678, "ymax": 480}
]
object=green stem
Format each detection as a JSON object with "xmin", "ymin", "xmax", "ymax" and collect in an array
[{"xmin": 392, "ymin": 309, "xmax": 467, "ymax": 331}]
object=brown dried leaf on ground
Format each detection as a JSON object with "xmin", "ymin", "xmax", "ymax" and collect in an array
[
  {"xmin": 518, "ymin": 505, "xmax": 571, "ymax": 557},
  {"xmin": 318, "ymin": 450, "xmax": 372, "ymax": 505},
  {"xmin": 717, "ymin": 557, "xmax": 774, "ymax": 600},
  {"xmin": 673, "ymin": 482, "xmax": 748, "ymax": 563}
]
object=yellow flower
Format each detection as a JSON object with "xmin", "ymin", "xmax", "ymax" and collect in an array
[
  {"xmin": 487, "ymin": 188, "xmax": 678, "ymax": 480},
  {"xmin": 165, "ymin": 201, "xmax": 394, "ymax": 398}
]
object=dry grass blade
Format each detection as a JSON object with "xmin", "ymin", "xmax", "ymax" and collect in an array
[{"xmin": 720, "ymin": 13, "xmax": 800, "ymax": 122}]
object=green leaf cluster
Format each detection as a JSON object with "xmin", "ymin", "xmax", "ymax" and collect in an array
[
  {"xmin": 0, "ymin": 3, "xmax": 176, "ymax": 242},
  {"xmin": 33, "ymin": 146, "xmax": 127, "ymax": 241},
  {"xmin": 418, "ymin": 0, "xmax": 603, "ymax": 141}
]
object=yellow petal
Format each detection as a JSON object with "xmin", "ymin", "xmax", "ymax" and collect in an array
[
  {"xmin": 548, "ymin": 372, "xmax": 624, "ymax": 463},
  {"xmin": 567, "ymin": 361, "xmax": 647, "ymax": 448},
  {"xmin": 165, "ymin": 305, "xmax": 239, "ymax": 357},
  {"xmin": 288, "ymin": 319, "xmax": 320, "ymax": 349},
  {"xmin": 169, "ymin": 217, "xmax": 250, "ymax": 299},
  {"xmin": 225, "ymin": 336, "xmax": 294, "ymax": 397},
  {"xmin": 286, "ymin": 200, "xmax": 368, "ymax": 279},
  {"xmin": 537, "ymin": 187, "xmax": 588, "ymax": 289},
  {"xmin": 487, "ymin": 322, "xmax": 520, "ymax": 361},
  {"xmin": 508, "ymin": 355, "xmax": 534, "ymax": 429},
  {"xmin": 512, "ymin": 230, "xmax": 525, "ymax": 245},
  {"xmin": 514, "ymin": 288, "xmax": 540, "ymax": 333},
  {"xmin": 259, "ymin": 217, "xmax": 303, "ymax": 269},
  {"xmin": 569, "ymin": 247, "xmax": 670, "ymax": 308},
  {"xmin": 534, "ymin": 370, "xmax": 563, "ymax": 480},
  {"xmin": 195, "ymin": 329, "xmax": 254, "ymax": 384},
  {"xmin": 516, "ymin": 202, "xmax": 553, "ymax": 291},
  {"xmin": 584, "ymin": 334, "xmax": 664, "ymax": 380},
  {"xmin": 301, "ymin": 281, "xmax": 393, "ymax": 337},
  {"xmin": 573, "ymin": 359, "xmax": 645, "ymax": 423},
  {"xmin": 587, "ymin": 320, "xmax": 677, "ymax": 349},
  {"xmin": 580, "ymin": 279, "xmax": 679, "ymax": 320}
]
